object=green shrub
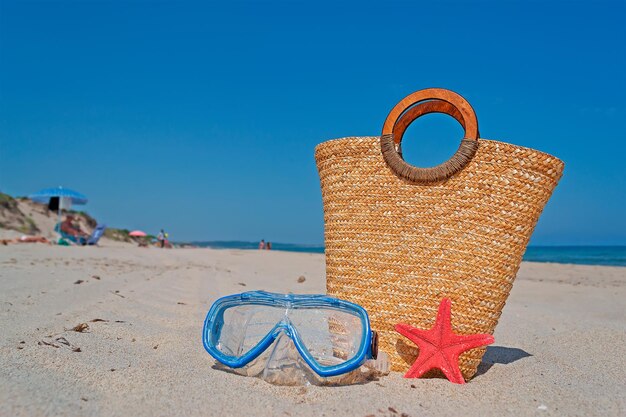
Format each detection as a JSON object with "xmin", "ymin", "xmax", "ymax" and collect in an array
[
  {"xmin": 104, "ymin": 228, "xmax": 132, "ymax": 242},
  {"xmin": 0, "ymin": 193, "xmax": 17, "ymax": 209}
]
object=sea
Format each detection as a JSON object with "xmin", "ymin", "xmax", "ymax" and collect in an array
[{"xmin": 191, "ymin": 242, "xmax": 626, "ymax": 267}]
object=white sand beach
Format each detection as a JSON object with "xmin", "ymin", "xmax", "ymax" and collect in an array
[{"xmin": 0, "ymin": 245, "xmax": 624, "ymax": 417}]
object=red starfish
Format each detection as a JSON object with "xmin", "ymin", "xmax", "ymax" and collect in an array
[{"xmin": 395, "ymin": 298, "xmax": 495, "ymax": 384}]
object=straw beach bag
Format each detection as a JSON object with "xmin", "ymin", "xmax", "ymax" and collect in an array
[{"xmin": 315, "ymin": 88, "xmax": 564, "ymax": 379}]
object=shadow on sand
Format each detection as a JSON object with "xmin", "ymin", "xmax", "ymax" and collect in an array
[{"xmin": 475, "ymin": 345, "xmax": 532, "ymax": 377}]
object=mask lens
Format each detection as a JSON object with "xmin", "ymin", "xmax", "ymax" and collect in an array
[
  {"xmin": 215, "ymin": 304, "xmax": 285, "ymax": 357},
  {"xmin": 288, "ymin": 308, "xmax": 364, "ymax": 368}
]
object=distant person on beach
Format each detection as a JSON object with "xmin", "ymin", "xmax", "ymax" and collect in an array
[
  {"xmin": 60, "ymin": 215, "xmax": 88, "ymax": 245},
  {"xmin": 266, "ymin": 242, "xmax": 272, "ymax": 250},
  {"xmin": 157, "ymin": 229, "xmax": 165, "ymax": 248},
  {"xmin": 61, "ymin": 215, "xmax": 87, "ymax": 238},
  {"xmin": 18, "ymin": 236, "xmax": 50, "ymax": 244},
  {"xmin": 259, "ymin": 239, "xmax": 265, "ymax": 250}
]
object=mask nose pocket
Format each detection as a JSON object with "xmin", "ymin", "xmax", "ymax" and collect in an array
[{"xmin": 261, "ymin": 332, "xmax": 314, "ymax": 386}]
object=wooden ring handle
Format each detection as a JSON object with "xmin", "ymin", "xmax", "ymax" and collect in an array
[
  {"xmin": 382, "ymin": 88, "xmax": 478, "ymax": 140},
  {"xmin": 381, "ymin": 88, "xmax": 480, "ymax": 183},
  {"xmin": 392, "ymin": 100, "xmax": 466, "ymax": 145}
]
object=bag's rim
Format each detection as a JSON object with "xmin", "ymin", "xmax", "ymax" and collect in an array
[{"xmin": 314, "ymin": 136, "xmax": 565, "ymax": 168}]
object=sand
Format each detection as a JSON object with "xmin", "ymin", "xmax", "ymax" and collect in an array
[{"xmin": 0, "ymin": 245, "xmax": 624, "ymax": 416}]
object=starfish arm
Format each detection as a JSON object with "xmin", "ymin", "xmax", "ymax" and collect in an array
[
  {"xmin": 437, "ymin": 298, "xmax": 454, "ymax": 336},
  {"xmin": 450, "ymin": 334, "xmax": 495, "ymax": 351},
  {"xmin": 395, "ymin": 323, "xmax": 418, "ymax": 339},
  {"xmin": 395, "ymin": 323, "xmax": 439, "ymax": 348},
  {"xmin": 438, "ymin": 353, "xmax": 466, "ymax": 384},
  {"xmin": 404, "ymin": 349, "xmax": 439, "ymax": 379}
]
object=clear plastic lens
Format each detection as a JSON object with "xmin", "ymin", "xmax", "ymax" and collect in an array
[
  {"xmin": 215, "ymin": 304, "xmax": 286, "ymax": 357},
  {"xmin": 288, "ymin": 308, "xmax": 363, "ymax": 368}
]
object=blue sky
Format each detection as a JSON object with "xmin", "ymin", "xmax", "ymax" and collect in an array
[{"xmin": 1, "ymin": 0, "xmax": 624, "ymax": 245}]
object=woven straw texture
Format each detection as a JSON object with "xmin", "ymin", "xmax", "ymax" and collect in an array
[{"xmin": 315, "ymin": 136, "xmax": 564, "ymax": 379}]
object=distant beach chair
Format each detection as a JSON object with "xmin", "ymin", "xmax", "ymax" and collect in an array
[{"xmin": 87, "ymin": 224, "xmax": 106, "ymax": 246}]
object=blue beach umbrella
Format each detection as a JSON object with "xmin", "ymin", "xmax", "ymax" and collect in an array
[
  {"xmin": 29, "ymin": 186, "xmax": 88, "ymax": 205},
  {"xmin": 29, "ymin": 186, "xmax": 88, "ymax": 230}
]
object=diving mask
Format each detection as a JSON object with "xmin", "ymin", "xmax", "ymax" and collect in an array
[{"xmin": 202, "ymin": 291, "xmax": 379, "ymax": 379}]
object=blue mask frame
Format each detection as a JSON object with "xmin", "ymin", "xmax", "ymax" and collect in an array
[{"xmin": 202, "ymin": 291, "xmax": 377, "ymax": 377}]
